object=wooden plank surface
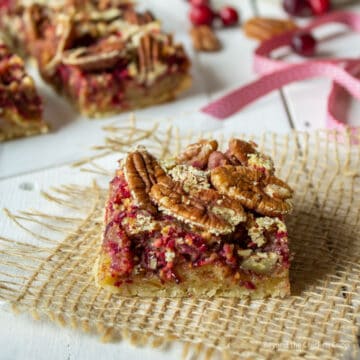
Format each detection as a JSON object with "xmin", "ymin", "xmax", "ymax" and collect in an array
[{"xmin": 1, "ymin": 0, "xmax": 360, "ymax": 359}]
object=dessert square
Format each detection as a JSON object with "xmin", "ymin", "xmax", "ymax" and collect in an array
[
  {"xmin": 96, "ymin": 138, "xmax": 293, "ymax": 298},
  {"xmin": 0, "ymin": 41, "xmax": 47, "ymax": 141},
  {"xmin": 3, "ymin": 1, "xmax": 191, "ymax": 117}
]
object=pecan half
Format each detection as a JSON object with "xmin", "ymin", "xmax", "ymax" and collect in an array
[
  {"xmin": 226, "ymin": 138, "xmax": 274, "ymax": 173},
  {"xmin": 150, "ymin": 181, "xmax": 246, "ymax": 235},
  {"xmin": 41, "ymin": 15, "xmax": 75, "ymax": 77},
  {"xmin": 137, "ymin": 33, "xmax": 162, "ymax": 73},
  {"xmin": 123, "ymin": 149, "xmax": 168, "ymax": 214},
  {"xmin": 62, "ymin": 35, "xmax": 125, "ymax": 71},
  {"xmin": 124, "ymin": 9, "xmax": 155, "ymax": 25},
  {"xmin": 226, "ymin": 138, "xmax": 257, "ymax": 166},
  {"xmin": 177, "ymin": 139, "xmax": 218, "ymax": 170},
  {"xmin": 244, "ymin": 17, "xmax": 298, "ymax": 41},
  {"xmin": 190, "ymin": 25, "xmax": 221, "ymax": 52},
  {"xmin": 24, "ymin": 3, "xmax": 51, "ymax": 42},
  {"xmin": 210, "ymin": 165, "xmax": 293, "ymax": 216}
]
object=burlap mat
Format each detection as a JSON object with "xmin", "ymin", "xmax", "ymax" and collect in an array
[{"xmin": 1, "ymin": 119, "xmax": 359, "ymax": 359}]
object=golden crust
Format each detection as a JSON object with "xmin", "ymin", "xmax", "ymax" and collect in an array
[
  {"xmin": 0, "ymin": 115, "xmax": 48, "ymax": 141},
  {"xmin": 53, "ymin": 72, "xmax": 192, "ymax": 118},
  {"xmin": 95, "ymin": 255, "xmax": 290, "ymax": 298}
]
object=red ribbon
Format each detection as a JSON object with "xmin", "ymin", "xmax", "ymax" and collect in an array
[{"xmin": 201, "ymin": 11, "xmax": 360, "ymax": 136}]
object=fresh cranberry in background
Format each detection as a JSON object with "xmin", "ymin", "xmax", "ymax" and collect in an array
[
  {"xmin": 308, "ymin": 0, "xmax": 331, "ymax": 15},
  {"xmin": 291, "ymin": 32, "xmax": 317, "ymax": 57},
  {"xmin": 219, "ymin": 6, "xmax": 239, "ymax": 27},
  {"xmin": 0, "ymin": 0, "xmax": 11, "ymax": 9},
  {"xmin": 189, "ymin": 0, "xmax": 210, "ymax": 6},
  {"xmin": 283, "ymin": 0, "xmax": 313, "ymax": 17},
  {"xmin": 189, "ymin": 4, "xmax": 215, "ymax": 26}
]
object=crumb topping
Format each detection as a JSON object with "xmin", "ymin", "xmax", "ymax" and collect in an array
[
  {"xmin": 248, "ymin": 216, "xmax": 286, "ymax": 247},
  {"xmin": 122, "ymin": 211, "xmax": 158, "ymax": 235},
  {"xmin": 247, "ymin": 152, "xmax": 274, "ymax": 172},
  {"xmin": 241, "ymin": 252, "xmax": 279, "ymax": 274},
  {"xmin": 168, "ymin": 164, "xmax": 210, "ymax": 192},
  {"xmin": 159, "ymin": 157, "xmax": 176, "ymax": 171}
]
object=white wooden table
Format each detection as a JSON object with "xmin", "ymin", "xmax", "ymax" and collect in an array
[{"xmin": 1, "ymin": 0, "xmax": 360, "ymax": 359}]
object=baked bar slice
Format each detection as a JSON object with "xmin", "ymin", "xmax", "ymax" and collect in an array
[
  {"xmin": 96, "ymin": 138, "xmax": 293, "ymax": 298},
  {"xmin": 4, "ymin": 2, "xmax": 191, "ymax": 117},
  {"xmin": 0, "ymin": 41, "xmax": 47, "ymax": 141}
]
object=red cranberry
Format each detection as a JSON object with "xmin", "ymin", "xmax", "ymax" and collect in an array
[
  {"xmin": 291, "ymin": 32, "xmax": 317, "ymax": 57},
  {"xmin": 219, "ymin": 6, "xmax": 239, "ymax": 27},
  {"xmin": 308, "ymin": 0, "xmax": 330, "ymax": 15},
  {"xmin": 0, "ymin": 0, "xmax": 11, "ymax": 9},
  {"xmin": 189, "ymin": 5, "xmax": 215, "ymax": 26},
  {"xmin": 283, "ymin": 0, "xmax": 313, "ymax": 17},
  {"xmin": 189, "ymin": 0, "xmax": 209, "ymax": 6}
]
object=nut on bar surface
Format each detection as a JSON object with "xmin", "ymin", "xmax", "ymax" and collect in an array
[
  {"xmin": 244, "ymin": 17, "xmax": 298, "ymax": 41},
  {"xmin": 190, "ymin": 25, "xmax": 221, "ymax": 52}
]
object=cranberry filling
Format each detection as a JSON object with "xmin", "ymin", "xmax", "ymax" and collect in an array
[
  {"xmin": 0, "ymin": 56, "xmax": 42, "ymax": 120},
  {"xmin": 104, "ymin": 172, "xmax": 290, "ymax": 287},
  {"xmin": 104, "ymin": 223, "xmax": 133, "ymax": 277}
]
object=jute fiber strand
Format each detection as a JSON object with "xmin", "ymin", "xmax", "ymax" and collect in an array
[{"xmin": 1, "ymin": 119, "xmax": 360, "ymax": 360}]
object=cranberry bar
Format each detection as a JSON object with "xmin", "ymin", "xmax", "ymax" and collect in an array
[
  {"xmin": 0, "ymin": 41, "xmax": 47, "ymax": 141},
  {"xmin": 4, "ymin": 1, "xmax": 191, "ymax": 117},
  {"xmin": 96, "ymin": 138, "xmax": 293, "ymax": 298}
]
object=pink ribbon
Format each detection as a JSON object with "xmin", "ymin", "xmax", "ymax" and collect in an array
[{"xmin": 201, "ymin": 11, "xmax": 360, "ymax": 136}]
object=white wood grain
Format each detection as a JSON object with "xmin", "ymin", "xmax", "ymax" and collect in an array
[{"xmin": 0, "ymin": 310, "xmax": 186, "ymax": 360}]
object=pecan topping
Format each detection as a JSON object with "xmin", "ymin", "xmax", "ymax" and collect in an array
[
  {"xmin": 226, "ymin": 138, "xmax": 257, "ymax": 166},
  {"xmin": 210, "ymin": 165, "xmax": 293, "ymax": 216},
  {"xmin": 190, "ymin": 25, "xmax": 221, "ymax": 52},
  {"xmin": 137, "ymin": 34, "xmax": 162, "ymax": 73},
  {"xmin": 244, "ymin": 17, "xmax": 298, "ymax": 42},
  {"xmin": 226, "ymin": 138, "xmax": 274, "ymax": 173},
  {"xmin": 24, "ymin": 4, "xmax": 50, "ymax": 42},
  {"xmin": 38, "ymin": 14, "xmax": 75, "ymax": 77},
  {"xmin": 124, "ymin": 9, "xmax": 155, "ymax": 25},
  {"xmin": 150, "ymin": 181, "xmax": 246, "ymax": 235},
  {"xmin": 177, "ymin": 139, "xmax": 218, "ymax": 170},
  {"xmin": 62, "ymin": 36, "xmax": 125, "ymax": 71},
  {"xmin": 123, "ymin": 149, "xmax": 168, "ymax": 214},
  {"xmin": 168, "ymin": 164, "xmax": 210, "ymax": 192}
]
